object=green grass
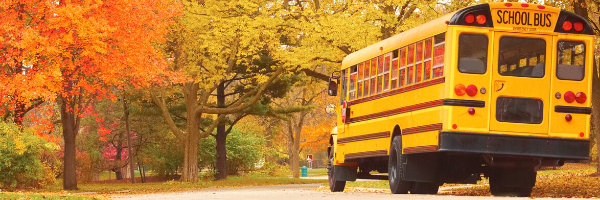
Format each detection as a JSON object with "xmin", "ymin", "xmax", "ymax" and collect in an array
[
  {"xmin": 304, "ymin": 168, "xmax": 328, "ymax": 176},
  {"xmin": 37, "ymin": 173, "xmax": 326, "ymax": 195},
  {"xmin": 0, "ymin": 193, "xmax": 97, "ymax": 200},
  {"xmin": 97, "ymin": 171, "xmax": 156, "ymax": 181}
]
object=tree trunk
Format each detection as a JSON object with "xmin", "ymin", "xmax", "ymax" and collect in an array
[
  {"xmin": 181, "ymin": 132, "xmax": 200, "ymax": 182},
  {"xmin": 180, "ymin": 83, "xmax": 201, "ymax": 182},
  {"xmin": 215, "ymin": 129, "xmax": 227, "ymax": 179},
  {"xmin": 124, "ymin": 97, "xmax": 135, "ymax": 183},
  {"xmin": 115, "ymin": 132, "xmax": 123, "ymax": 180},
  {"xmin": 215, "ymin": 82, "xmax": 228, "ymax": 180},
  {"xmin": 61, "ymin": 98, "xmax": 78, "ymax": 190},
  {"xmin": 287, "ymin": 119, "xmax": 300, "ymax": 178}
]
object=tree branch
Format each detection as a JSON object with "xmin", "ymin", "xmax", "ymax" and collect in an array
[
  {"xmin": 195, "ymin": 66, "xmax": 284, "ymax": 115},
  {"xmin": 150, "ymin": 89, "xmax": 186, "ymax": 144}
]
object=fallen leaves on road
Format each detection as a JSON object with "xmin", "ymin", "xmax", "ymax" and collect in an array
[
  {"xmin": 442, "ymin": 166, "xmax": 600, "ymax": 198},
  {"xmin": 314, "ymin": 186, "xmax": 389, "ymax": 193}
]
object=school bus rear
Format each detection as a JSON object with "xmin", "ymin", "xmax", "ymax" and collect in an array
[{"xmin": 442, "ymin": 2, "xmax": 591, "ymax": 161}]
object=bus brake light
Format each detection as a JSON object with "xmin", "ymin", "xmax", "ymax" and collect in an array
[
  {"xmin": 476, "ymin": 15, "xmax": 486, "ymax": 25},
  {"xmin": 466, "ymin": 85, "xmax": 478, "ymax": 97},
  {"xmin": 574, "ymin": 22, "xmax": 584, "ymax": 32},
  {"xmin": 564, "ymin": 91, "xmax": 575, "ymax": 103},
  {"xmin": 465, "ymin": 14, "xmax": 475, "ymax": 24},
  {"xmin": 562, "ymin": 21, "xmax": 573, "ymax": 31},
  {"xmin": 575, "ymin": 92, "xmax": 586, "ymax": 103},
  {"xmin": 454, "ymin": 84, "xmax": 466, "ymax": 96}
]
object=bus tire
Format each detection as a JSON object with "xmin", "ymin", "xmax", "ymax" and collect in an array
[
  {"xmin": 328, "ymin": 148, "xmax": 346, "ymax": 192},
  {"xmin": 411, "ymin": 182, "xmax": 439, "ymax": 194},
  {"xmin": 489, "ymin": 168, "xmax": 535, "ymax": 197},
  {"xmin": 389, "ymin": 136, "xmax": 413, "ymax": 194}
]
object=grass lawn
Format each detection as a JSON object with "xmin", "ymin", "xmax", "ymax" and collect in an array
[
  {"xmin": 304, "ymin": 168, "xmax": 328, "ymax": 176},
  {"xmin": 14, "ymin": 173, "xmax": 325, "ymax": 199},
  {"xmin": 0, "ymin": 193, "xmax": 99, "ymax": 200},
  {"xmin": 97, "ymin": 171, "xmax": 156, "ymax": 181}
]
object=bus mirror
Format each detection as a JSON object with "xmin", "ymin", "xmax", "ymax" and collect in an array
[{"xmin": 328, "ymin": 80, "xmax": 338, "ymax": 96}]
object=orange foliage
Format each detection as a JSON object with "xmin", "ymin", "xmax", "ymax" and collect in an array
[
  {"xmin": 0, "ymin": 0, "xmax": 182, "ymax": 115},
  {"xmin": 301, "ymin": 121, "xmax": 333, "ymax": 152}
]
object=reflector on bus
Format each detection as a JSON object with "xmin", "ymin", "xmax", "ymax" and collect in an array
[{"xmin": 449, "ymin": 4, "xmax": 494, "ymax": 27}]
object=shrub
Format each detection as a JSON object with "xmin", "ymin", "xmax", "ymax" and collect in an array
[
  {"xmin": 198, "ymin": 128, "xmax": 264, "ymax": 176},
  {"xmin": 0, "ymin": 122, "xmax": 60, "ymax": 189}
]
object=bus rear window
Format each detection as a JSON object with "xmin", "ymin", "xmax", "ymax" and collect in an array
[
  {"xmin": 557, "ymin": 41, "xmax": 585, "ymax": 81},
  {"xmin": 458, "ymin": 34, "xmax": 488, "ymax": 74},
  {"xmin": 498, "ymin": 37, "xmax": 545, "ymax": 78}
]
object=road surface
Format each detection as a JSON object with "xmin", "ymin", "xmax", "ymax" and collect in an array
[{"xmin": 114, "ymin": 184, "xmax": 589, "ymax": 200}]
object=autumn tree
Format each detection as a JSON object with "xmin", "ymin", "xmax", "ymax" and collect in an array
[
  {"xmin": 151, "ymin": 0, "xmax": 301, "ymax": 183},
  {"xmin": 0, "ymin": 0, "xmax": 180, "ymax": 190}
]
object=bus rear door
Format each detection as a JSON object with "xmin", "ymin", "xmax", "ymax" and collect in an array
[{"xmin": 489, "ymin": 32, "xmax": 552, "ymax": 135}]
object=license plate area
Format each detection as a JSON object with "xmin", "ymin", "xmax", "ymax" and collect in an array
[{"xmin": 496, "ymin": 97, "xmax": 543, "ymax": 124}]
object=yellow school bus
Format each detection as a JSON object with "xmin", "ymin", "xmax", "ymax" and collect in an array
[{"xmin": 326, "ymin": 3, "xmax": 593, "ymax": 197}]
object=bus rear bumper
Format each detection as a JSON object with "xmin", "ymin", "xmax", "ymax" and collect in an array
[{"xmin": 438, "ymin": 131, "xmax": 589, "ymax": 160}]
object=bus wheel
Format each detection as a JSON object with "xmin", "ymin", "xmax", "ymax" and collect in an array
[
  {"xmin": 328, "ymin": 149, "xmax": 346, "ymax": 192},
  {"xmin": 411, "ymin": 182, "xmax": 439, "ymax": 194},
  {"xmin": 489, "ymin": 168, "xmax": 535, "ymax": 197},
  {"xmin": 388, "ymin": 136, "xmax": 413, "ymax": 194}
]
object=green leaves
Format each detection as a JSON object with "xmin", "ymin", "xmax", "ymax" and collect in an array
[{"xmin": 0, "ymin": 122, "xmax": 60, "ymax": 189}]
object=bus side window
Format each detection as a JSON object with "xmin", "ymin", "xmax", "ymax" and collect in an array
[
  {"xmin": 364, "ymin": 60, "xmax": 370, "ymax": 97},
  {"xmin": 400, "ymin": 47, "xmax": 407, "ymax": 86},
  {"xmin": 433, "ymin": 32, "xmax": 445, "ymax": 78},
  {"xmin": 384, "ymin": 53, "xmax": 391, "ymax": 91},
  {"xmin": 377, "ymin": 55, "xmax": 384, "ymax": 93},
  {"xmin": 407, "ymin": 44, "xmax": 415, "ymax": 84},
  {"xmin": 458, "ymin": 34, "xmax": 488, "ymax": 74},
  {"xmin": 349, "ymin": 65, "xmax": 357, "ymax": 100},
  {"xmin": 391, "ymin": 49, "xmax": 399, "ymax": 89},
  {"xmin": 357, "ymin": 63, "xmax": 363, "ymax": 98},
  {"xmin": 370, "ymin": 58, "xmax": 377, "ymax": 95},
  {"xmin": 416, "ymin": 41, "xmax": 423, "ymax": 83},
  {"xmin": 557, "ymin": 41, "xmax": 585, "ymax": 81},
  {"xmin": 424, "ymin": 38, "xmax": 432, "ymax": 80},
  {"xmin": 341, "ymin": 69, "xmax": 347, "ymax": 105}
]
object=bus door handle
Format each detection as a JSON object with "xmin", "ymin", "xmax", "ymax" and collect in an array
[{"xmin": 494, "ymin": 80, "xmax": 506, "ymax": 92}]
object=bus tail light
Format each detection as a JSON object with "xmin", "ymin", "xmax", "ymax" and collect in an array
[
  {"xmin": 465, "ymin": 14, "xmax": 475, "ymax": 24},
  {"xmin": 466, "ymin": 85, "xmax": 478, "ymax": 97},
  {"xmin": 468, "ymin": 108, "xmax": 475, "ymax": 115},
  {"xmin": 574, "ymin": 22, "xmax": 584, "ymax": 32},
  {"xmin": 562, "ymin": 21, "xmax": 573, "ymax": 31},
  {"xmin": 575, "ymin": 92, "xmax": 586, "ymax": 103},
  {"xmin": 564, "ymin": 91, "xmax": 575, "ymax": 103},
  {"xmin": 565, "ymin": 114, "xmax": 572, "ymax": 121},
  {"xmin": 455, "ymin": 84, "xmax": 466, "ymax": 96},
  {"xmin": 476, "ymin": 15, "xmax": 486, "ymax": 25}
]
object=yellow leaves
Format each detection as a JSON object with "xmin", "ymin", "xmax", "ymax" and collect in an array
[{"xmin": 443, "ymin": 164, "xmax": 600, "ymax": 198}]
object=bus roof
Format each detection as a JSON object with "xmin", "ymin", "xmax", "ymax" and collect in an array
[
  {"xmin": 341, "ymin": 3, "xmax": 594, "ymax": 70},
  {"xmin": 341, "ymin": 11, "xmax": 455, "ymax": 69}
]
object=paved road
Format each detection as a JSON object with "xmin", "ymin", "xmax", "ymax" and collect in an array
[{"xmin": 114, "ymin": 184, "xmax": 589, "ymax": 200}]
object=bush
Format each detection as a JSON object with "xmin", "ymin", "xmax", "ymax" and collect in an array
[
  {"xmin": 0, "ymin": 122, "xmax": 60, "ymax": 189},
  {"xmin": 198, "ymin": 127, "xmax": 264, "ymax": 176},
  {"xmin": 142, "ymin": 135, "xmax": 183, "ymax": 177},
  {"xmin": 257, "ymin": 162, "xmax": 291, "ymax": 177}
]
